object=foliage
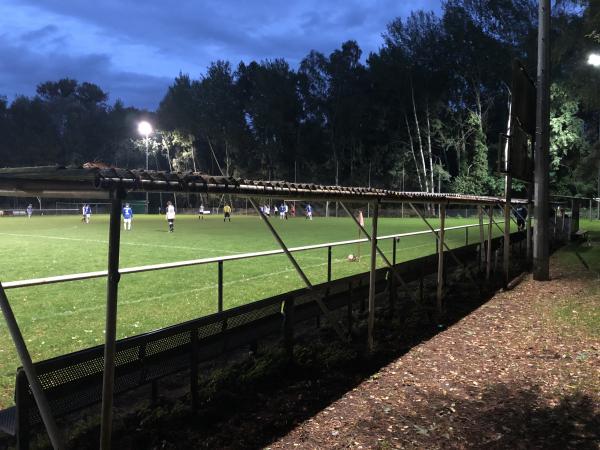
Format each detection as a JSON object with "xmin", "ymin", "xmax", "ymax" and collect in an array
[
  {"xmin": 550, "ymin": 83, "xmax": 586, "ymax": 178},
  {"xmin": 1, "ymin": 0, "xmax": 599, "ymax": 197}
]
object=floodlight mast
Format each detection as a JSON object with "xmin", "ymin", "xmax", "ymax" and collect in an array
[
  {"xmin": 137, "ymin": 121, "xmax": 153, "ymax": 213},
  {"xmin": 588, "ymin": 55, "xmax": 600, "ymax": 219},
  {"xmin": 533, "ymin": 0, "xmax": 551, "ymax": 281}
]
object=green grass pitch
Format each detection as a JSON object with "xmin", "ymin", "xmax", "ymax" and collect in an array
[{"xmin": 0, "ymin": 212, "xmax": 497, "ymax": 407}]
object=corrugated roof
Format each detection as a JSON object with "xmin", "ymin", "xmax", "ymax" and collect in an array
[{"xmin": 0, "ymin": 165, "xmax": 528, "ymax": 205}]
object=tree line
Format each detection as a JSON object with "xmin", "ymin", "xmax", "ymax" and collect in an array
[{"xmin": 1, "ymin": 0, "xmax": 598, "ymax": 197}]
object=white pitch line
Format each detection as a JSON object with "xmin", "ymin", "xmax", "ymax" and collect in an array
[
  {"xmin": 0, "ymin": 232, "xmax": 247, "ymax": 255},
  {"xmin": 27, "ymin": 259, "xmax": 341, "ymax": 321}
]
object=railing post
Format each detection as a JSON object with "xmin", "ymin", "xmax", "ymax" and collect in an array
[
  {"xmin": 390, "ymin": 238, "xmax": 398, "ymax": 312},
  {"xmin": 218, "ymin": 261, "xmax": 223, "ymax": 313},
  {"xmin": 190, "ymin": 329, "xmax": 199, "ymax": 411},
  {"xmin": 283, "ymin": 297, "xmax": 295, "ymax": 357},
  {"xmin": 100, "ymin": 190, "xmax": 124, "ymax": 450},
  {"xmin": 367, "ymin": 201, "xmax": 379, "ymax": 351},
  {"xmin": 437, "ymin": 204, "xmax": 446, "ymax": 319},
  {"xmin": 465, "ymin": 227, "xmax": 469, "ymax": 246},
  {"xmin": 327, "ymin": 246, "xmax": 332, "ymax": 282},
  {"xmin": 478, "ymin": 207, "xmax": 485, "ymax": 271},
  {"xmin": 487, "ymin": 206, "xmax": 493, "ymax": 280}
]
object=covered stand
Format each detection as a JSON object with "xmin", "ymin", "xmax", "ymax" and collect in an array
[{"xmin": 0, "ymin": 166, "xmax": 529, "ymax": 449}]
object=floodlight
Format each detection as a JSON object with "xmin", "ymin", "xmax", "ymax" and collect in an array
[
  {"xmin": 137, "ymin": 121, "xmax": 153, "ymax": 137},
  {"xmin": 587, "ymin": 53, "xmax": 600, "ymax": 67}
]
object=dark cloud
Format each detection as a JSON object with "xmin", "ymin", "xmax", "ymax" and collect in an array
[
  {"xmin": 20, "ymin": 24, "xmax": 59, "ymax": 42},
  {"xmin": 2, "ymin": 0, "xmax": 442, "ymax": 109},
  {"xmin": 0, "ymin": 37, "xmax": 170, "ymax": 110}
]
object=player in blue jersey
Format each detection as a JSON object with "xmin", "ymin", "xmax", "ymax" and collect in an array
[
  {"xmin": 122, "ymin": 203, "xmax": 133, "ymax": 230},
  {"xmin": 305, "ymin": 203, "xmax": 313, "ymax": 220},
  {"xmin": 82, "ymin": 204, "xmax": 92, "ymax": 223},
  {"xmin": 26, "ymin": 204, "xmax": 33, "ymax": 218}
]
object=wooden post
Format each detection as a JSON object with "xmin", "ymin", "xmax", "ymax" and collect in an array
[
  {"xmin": 100, "ymin": 192, "xmax": 124, "ymax": 450},
  {"xmin": 283, "ymin": 297, "xmax": 295, "ymax": 356},
  {"xmin": 487, "ymin": 206, "xmax": 493, "ymax": 280},
  {"xmin": 217, "ymin": 261, "xmax": 223, "ymax": 312},
  {"xmin": 340, "ymin": 202, "xmax": 419, "ymax": 303},
  {"xmin": 0, "ymin": 286, "xmax": 64, "ymax": 449},
  {"xmin": 527, "ymin": 189, "xmax": 533, "ymax": 265},
  {"xmin": 367, "ymin": 201, "xmax": 379, "ymax": 351},
  {"xmin": 327, "ymin": 246, "xmax": 332, "ymax": 282},
  {"xmin": 437, "ymin": 204, "xmax": 446, "ymax": 318},
  {"xmin": 503, "ymin": 197, "xmax": 511, "ymax": 287},
  {"xmin": 190, "ymin": 329, "xmax": 199, "ymax": 410},
  {"xmin": 478, "ymin": 207, "xmax": 485, "ymax": 270}
]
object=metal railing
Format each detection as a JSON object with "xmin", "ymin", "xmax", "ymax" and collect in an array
[{"xmin": 2, "ymin": 220, "xmax": 503, "ymax": 293}]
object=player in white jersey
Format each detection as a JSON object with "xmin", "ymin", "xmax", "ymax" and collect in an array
[{"xmin": 166, "ymin": 201, "xmax": 176, "ymax": 232}]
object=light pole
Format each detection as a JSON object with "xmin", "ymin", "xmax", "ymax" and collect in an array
[
  {"xmin": 137, "ymin": 121, "xmax": 153, "ymax": 214},
  {"xmin": 533, "ymin": 0, "xmax": 551, "ymax": 281},
  {"xmin": 587, "ymin": 54, "xmax": 600, "ymax": 220}
]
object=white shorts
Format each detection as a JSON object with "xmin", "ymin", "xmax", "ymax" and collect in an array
[{"xmin": 124, "ymin": 218, "xmax": 131, "ymax": 224}]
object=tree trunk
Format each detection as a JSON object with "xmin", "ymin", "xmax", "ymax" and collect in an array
[
  {"xmin": 411, "ymin": 84, "xmax": 429, "ymax": 194},
  {"xmin": 426, "ymin": 102, "xmax": 435, "ymax": 194},
  {"xmin": 405, "ymin": 113, "xmax": 424, "ymax": 191}
]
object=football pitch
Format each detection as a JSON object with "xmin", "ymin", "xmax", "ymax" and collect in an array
[{"xmin": 0, "ymin": 213, "xmax": 493, "ymax": 407}]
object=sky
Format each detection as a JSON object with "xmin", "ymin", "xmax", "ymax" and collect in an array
[{"xmin": 0, "ymin": 0, "xmax": 441, "ymax": 110}]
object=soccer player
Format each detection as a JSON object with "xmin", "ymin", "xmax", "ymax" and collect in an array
[
  {"xmin": 166, "ymin": 201, "xmax": 175, "ymax": 232},
  {"xmin": 514, "ymin": 206, "xmax": 527, "ymax": 231},
  {"xmin": 26, "ymin": 204, "xmax": 33, "ymax": 218},
  {"xmin": 283, "ymin": 202, "xmax": 289, "ymax": 220},
  {"xmin": 279, "ymin": 203, "xmax": 285, "ymax": 219},
  {"xmin": 82, "ymin": 204, "xmax": 92, "ymax": 223},
  {"xmin": 199, "ymin": 204, "xmax": 204, "ymax": 220},
  {"xmin": 223, "ymin": 204, "xmax": 232, "ymax": 222},
  {"xmin": 122, "ymin": 203, "xmax": 133, "ymax": 230},
  {"xmin": 305, "ymin": 203, "xmax": 313, "ymax": 220}
]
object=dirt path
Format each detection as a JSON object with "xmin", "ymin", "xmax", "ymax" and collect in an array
[{"xmin": 269, "ymin": 260, "xmax": 600, "ymax": 449}]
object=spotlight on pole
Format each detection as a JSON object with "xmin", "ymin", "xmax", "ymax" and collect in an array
[
  {"xmin": 137, "ymin": 121, "xmax": 153, "ymax": 213},
  {"xmin": 137, "ymin": 121, "xmax": 153, "ymax": 138}
]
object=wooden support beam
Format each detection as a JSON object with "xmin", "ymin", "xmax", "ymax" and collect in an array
[
  {"xmin": 478, "ymin": 206, "xmax": 485, "ymax": 270},
  {"xmin": 437, "ymin": 205, "xmax": 446, "ymax": 317},
  {"xmin": 0, "ymin": 283, "xmax": 64, "ymax": 449},
  {"xmin": 367, "ymin": 201, "xmax": 379, "ymax": 351},
  {"xmin": 249, "ymin": 198, "xmax": 347, "ymax": 342},
  {"xmin": 339, "ymin": 202, "xmax": 419, "ymax": 304},
  {"xmin": 100, "ymin": 192, "xmax": 124, "ymax": 450},
  {"xmin": 487, "ymin": 206, "xmax": 493, "ymax": 280}
]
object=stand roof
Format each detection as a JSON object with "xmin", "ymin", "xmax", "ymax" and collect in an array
[{"xmin": 0, "ymin": 165, "xmax": 527, "ymax": 205}]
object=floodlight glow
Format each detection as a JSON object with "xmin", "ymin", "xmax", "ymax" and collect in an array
[
  {"xmin": 137, "ymin": 121, "xmax": 153, "ymax": 137},
  {"xmin": 587, "ymin": 53, "xmax": 600, "ymax": 67}
]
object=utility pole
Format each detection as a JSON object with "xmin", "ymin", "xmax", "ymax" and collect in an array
[{"xmin": 533, "ymin": 0, "xmax": 551, "ymax": 281}]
